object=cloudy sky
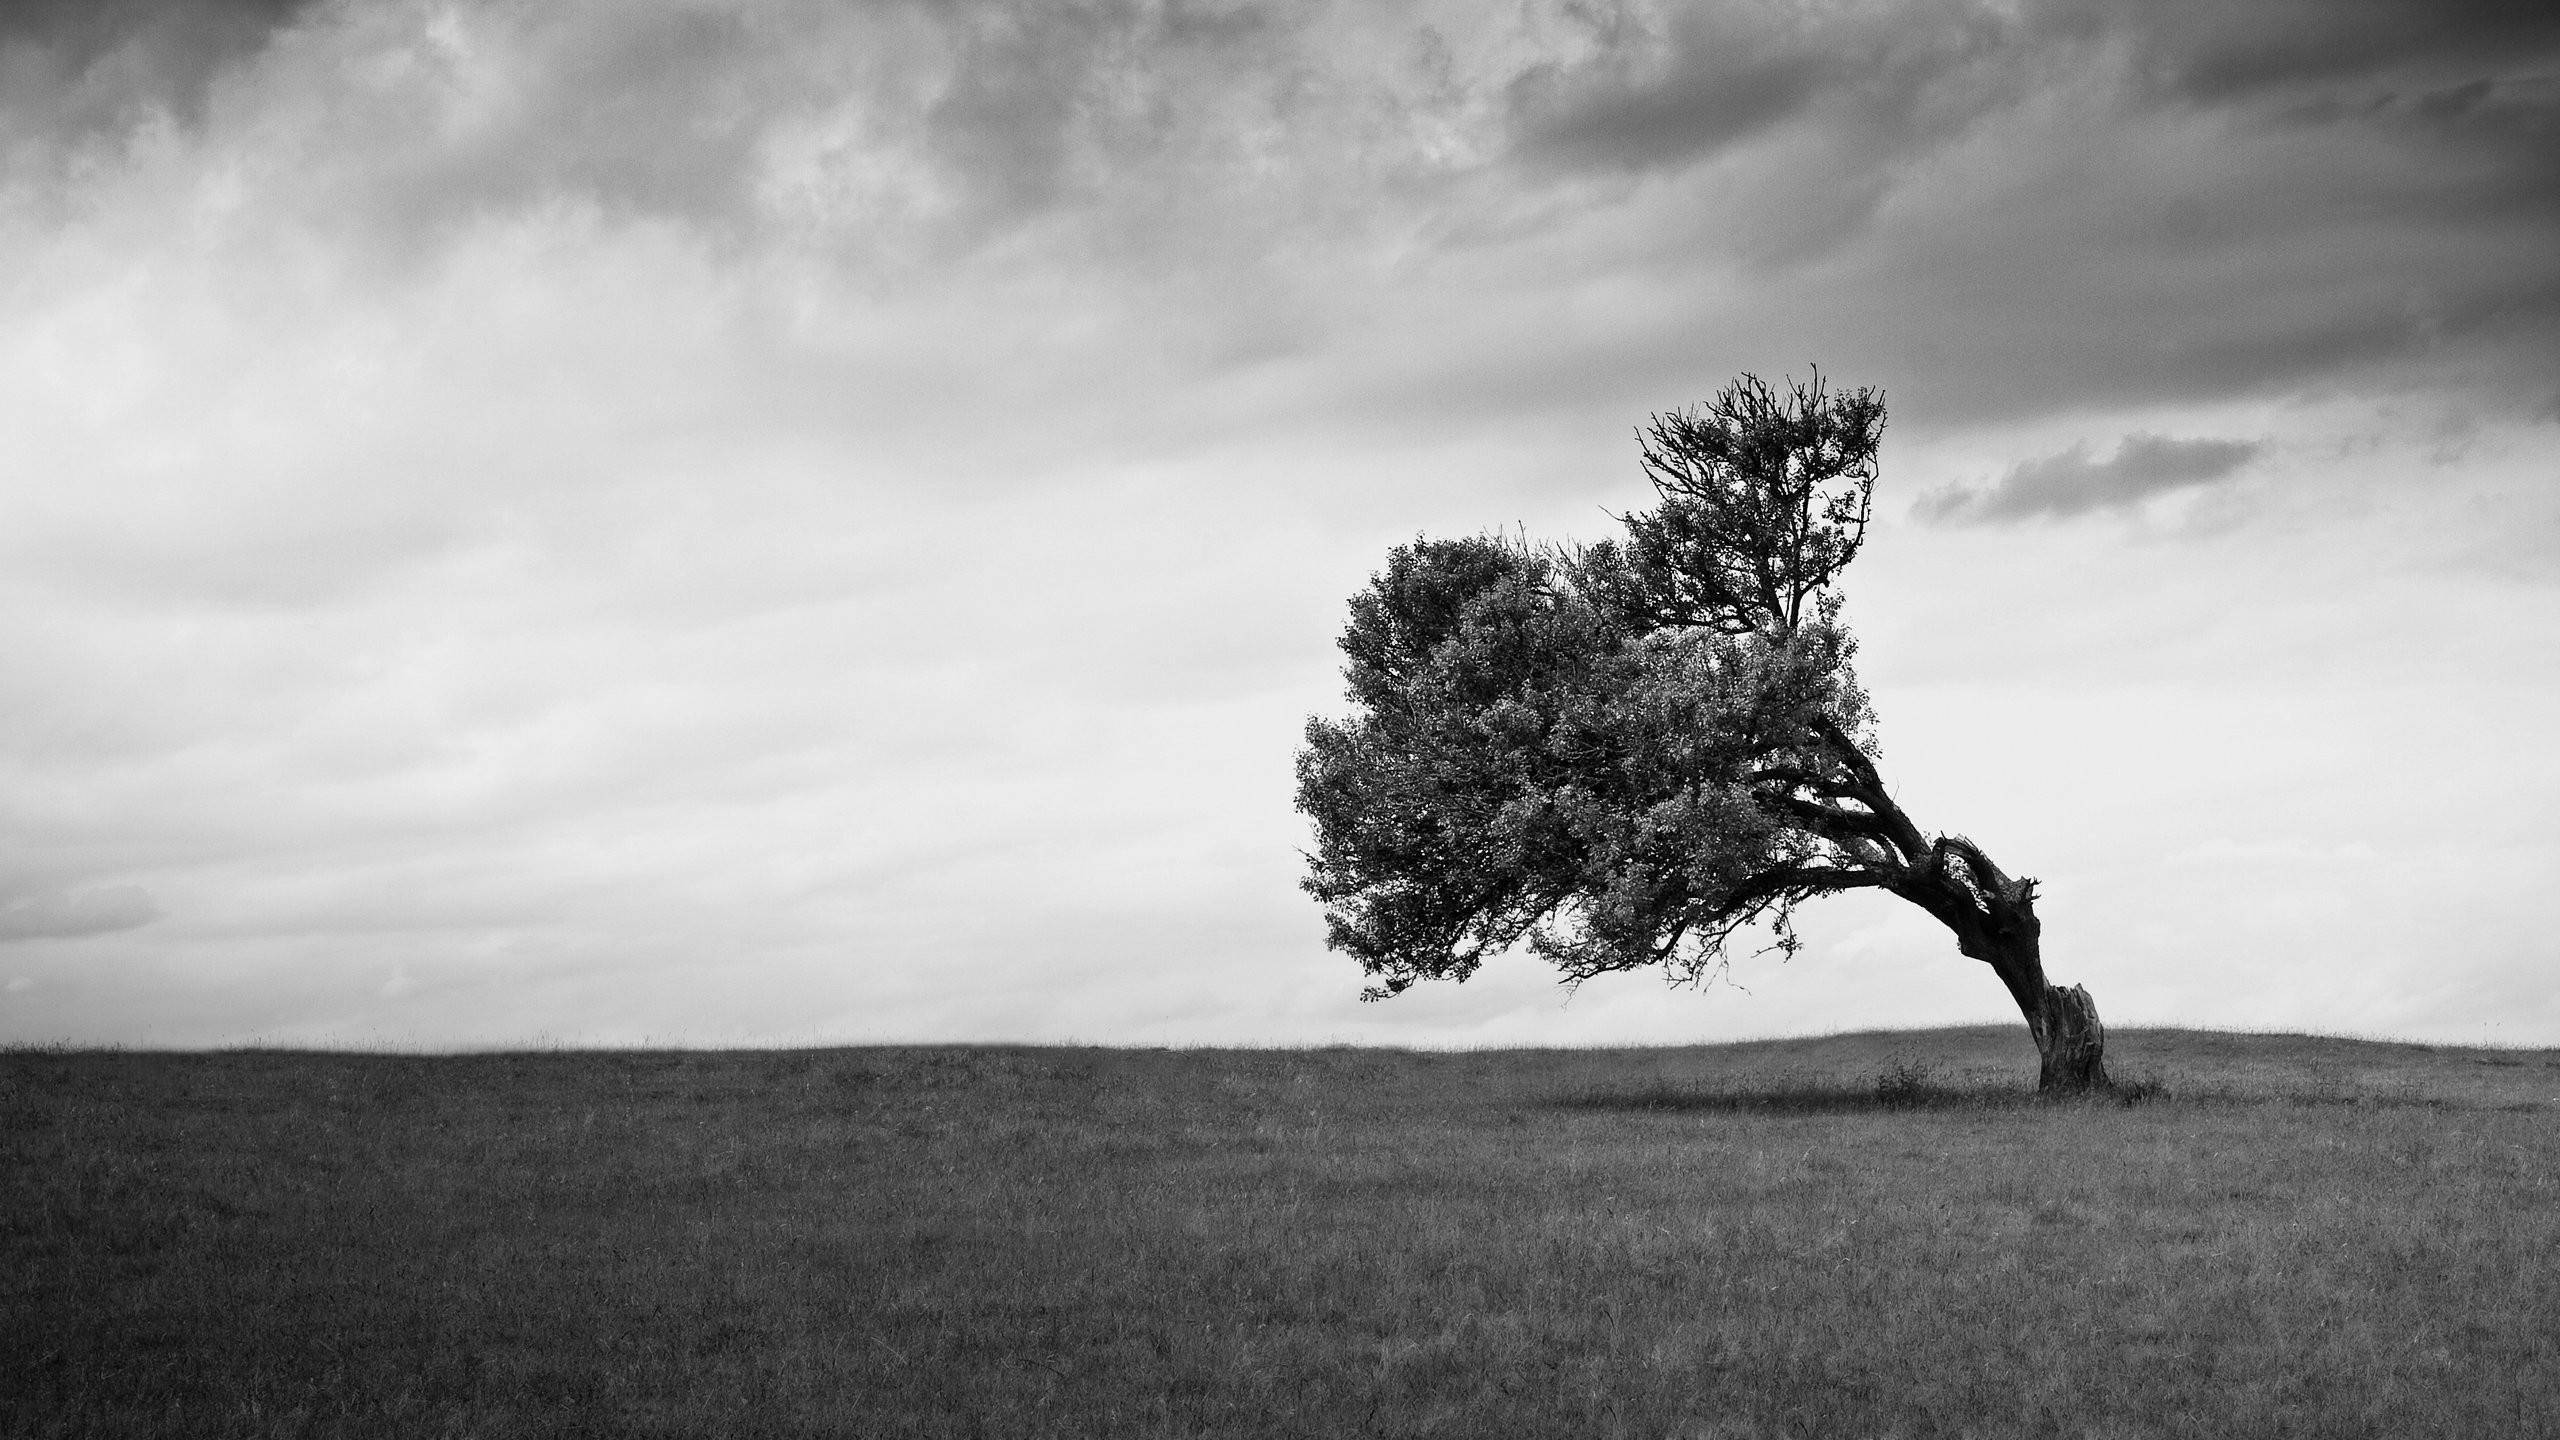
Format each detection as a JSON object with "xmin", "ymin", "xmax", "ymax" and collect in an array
[{"xmin": 3, "ymin": 0, "xmax": 2556, "ymax": 1050}]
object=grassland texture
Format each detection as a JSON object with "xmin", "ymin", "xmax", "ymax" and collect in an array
[{"xmin": 7, "ymin": 1027, "xmax": 2559, "ymax": 1438}]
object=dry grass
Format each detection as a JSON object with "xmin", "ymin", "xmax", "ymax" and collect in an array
[{"xmin": 6, "ymin": 1027, "xmax": 2558, "ymax": 1437}]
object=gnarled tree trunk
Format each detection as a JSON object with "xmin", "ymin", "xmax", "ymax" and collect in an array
[
  {"xmin": 1896, "ymin": 844, "xmax": 2112, "ymax": 1095},
  {"xmin": 2031, "ymin": 982, "xmax": 2109, "ymax": 1093},
  {"xmin": 1796, "ymin": 716, "xmax": 2113, "ymax": 1094},
  {"xmin": 1975, "ymin": 892, "xmax": 2110, "ymax": 1095}
]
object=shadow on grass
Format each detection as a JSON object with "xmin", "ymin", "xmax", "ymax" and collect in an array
[
  {"xmin": 1556, "ymin": 1055, "xmax": 2176, "ymax": 1114},
  {"xmin": 1558, "ymin": 1075, "xmax": 2543, "ymax": 1115},
  {"xmin": 1554, "ymin": 1081, "xmax": 2053, "ymax": 1116}
]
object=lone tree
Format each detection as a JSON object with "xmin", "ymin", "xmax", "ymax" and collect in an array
[{"xmin": 1294, "ymin": 371, "xmax": 2110, "ymax": 1092}]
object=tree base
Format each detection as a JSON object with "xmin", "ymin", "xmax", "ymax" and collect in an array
[{"xmin": 2034, "ymin": 983, "xmax": 2110, "ymax": 1094}]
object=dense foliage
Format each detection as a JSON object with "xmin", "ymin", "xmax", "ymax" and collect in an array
[
  {"xmin": 1296, "ymin": 371, "xmax": 2111, "ymax": 1090},
  {"xmin": 1298, "ymin": 535, "xmax": 1877, "ymax": 997},
  {"xmin": 1298, "ymin": 372, "xmax": 1889, "ymax": 999}
]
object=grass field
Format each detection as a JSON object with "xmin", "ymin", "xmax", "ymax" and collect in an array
[{"xmin": 7, "ymin": 1027, "xmax": 2559, "ymax": 1438}]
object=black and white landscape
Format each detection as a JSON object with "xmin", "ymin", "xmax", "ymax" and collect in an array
[{"xmin": 8, "ymin": 4, "xmax": 2560, "ymax": 1436}]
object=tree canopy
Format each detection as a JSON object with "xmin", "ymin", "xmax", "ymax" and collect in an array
[{"xmin": 1295, "ymin": 371, "xmax": 2110, "ymax": 1091}]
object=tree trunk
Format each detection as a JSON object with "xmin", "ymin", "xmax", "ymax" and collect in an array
[
  {"xmin": 1973, "ymin": 888, "xmax": 2112, "ymax": 1095},
  {"xmin": 2029, "ymin": 983, "xmax": 2110, "ymax": 1094},
  {"xmin": 1851, "ymin": 776, "xmax": 2113, "ymax": 1095}
]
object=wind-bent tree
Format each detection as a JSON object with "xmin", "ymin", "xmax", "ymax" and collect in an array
[{"xmin": 1294, "ymin": 371, "xmax": 2110, "ymax": 1092}]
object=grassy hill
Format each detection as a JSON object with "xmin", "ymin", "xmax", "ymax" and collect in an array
[{"xmin": 7, "ymin": 1028, "xmax": 2557, "ymax": 1437}]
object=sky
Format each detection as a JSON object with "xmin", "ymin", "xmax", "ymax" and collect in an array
[{"xmin": 2, "ymin": 0, "xmax": 2556, "ymax": 1051}]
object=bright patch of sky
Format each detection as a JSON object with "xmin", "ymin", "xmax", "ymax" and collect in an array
[{"xmin": 3, "ymin": 0, "xmax": 2556, "ymax": 1048}]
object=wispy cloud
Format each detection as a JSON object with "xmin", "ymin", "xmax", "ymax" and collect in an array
[
  {"xmin": 1913, "ymin": 434, "xmax": 2264, "ymax": 524},
  {"xmin": 0, "ymin": 885, "xmax": 161, "ymax": 943}
]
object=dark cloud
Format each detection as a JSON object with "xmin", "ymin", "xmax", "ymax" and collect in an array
[
  {"xmin": 2065, "ymin": 0, "xmax": 2560, "ymax": 240},
  {"xmin": 6, "ymin": 0, "xmax": 2553, "ymax": 434},
  {"xmin": 1512, "ymin": 45, "xmax": 1831, "ymax": 171},
  {"xmin": 2032, "ymin": 0, "xmax": 2560, "ymax": 104},
  {"xmin": 0, "ymin": 884, "xmax": 162, "ymax": 943},
  {"xmin": 914, "ymin": 0, "xmax": 1312, "ymax": 246},
  {"xmin": 0, "ymin": 0, "xmax": 314, "ymax": 141},
  {"xmin": 184, "ymin": 1, "xmax": 1317, "ymax": 261},
  {"xmin": 1466, "ymin": 0, "xmax": 2560, "ymax": 425},
  {"xmin": 1915, "ymin": 434, "xmax": 2263, "ymax": 524},
  {"xmin": 0, "ymin": 0, "xmax": 311, "ymax": 74},
  {"xmin": 305, "ymin": 5, "xmax": 780, "ymax": 250},
  {"xmin": 926, "ymin": 5, "xmax": 1131, "ymax": 224},
  {"xmin": 1508, "ymin": 0, "xmax": 2013, "ymax": 174},
  {"xmin": 1495, "ymin": 0, "xmax": 2560, "ymax": 232}
]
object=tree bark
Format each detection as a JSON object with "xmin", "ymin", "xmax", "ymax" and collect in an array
[
  {"xmin": 1966, "ymin": 882, "xmax": 2112, "ymax": 1095},
  {"xmin": 2030, "ymin": 983, "xmax": 2110, "ymax": 1094}
]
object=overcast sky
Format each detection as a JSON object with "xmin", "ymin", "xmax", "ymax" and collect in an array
[{"xmin": 3, "ymin": 0, "xmax": 2556, "ymax": 1050}]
